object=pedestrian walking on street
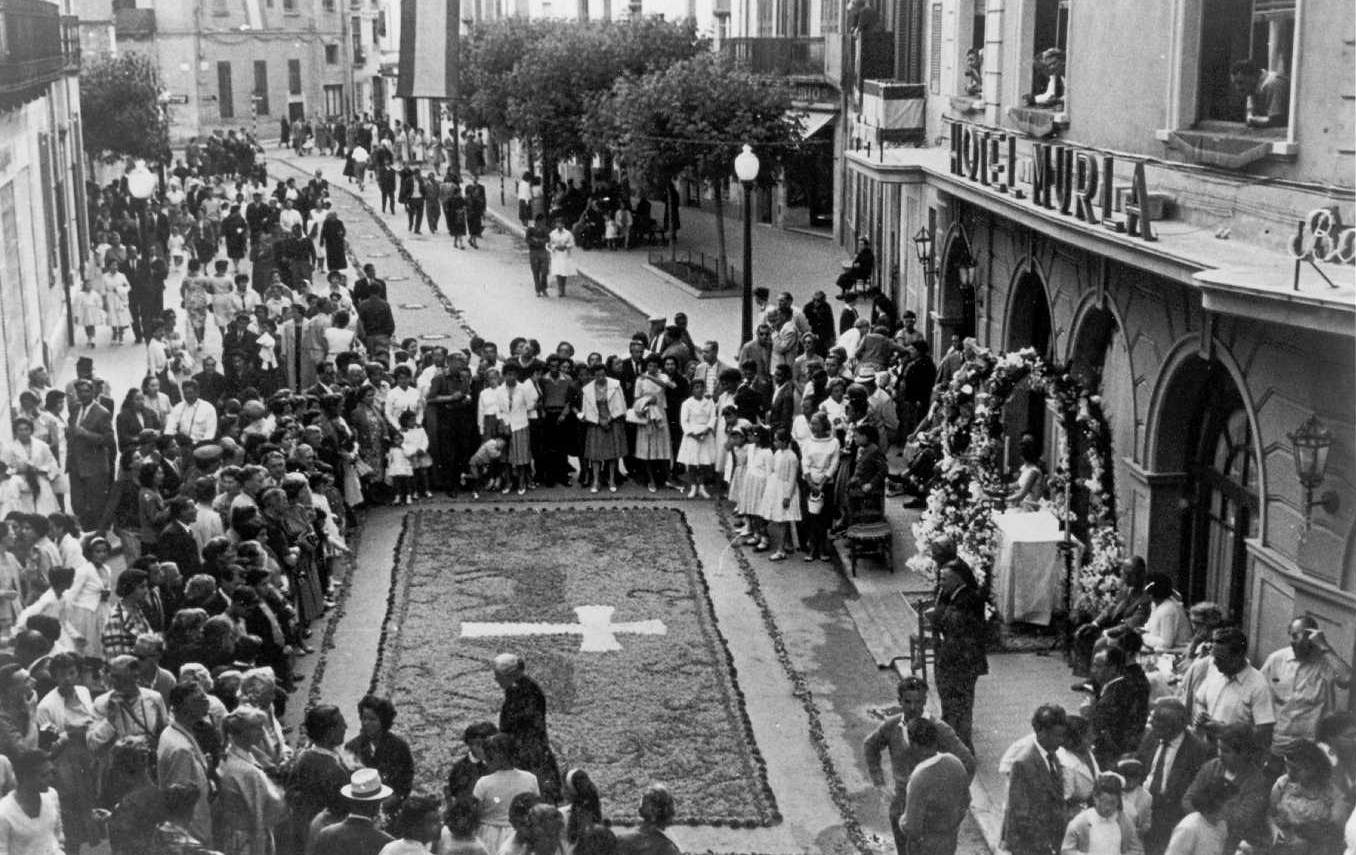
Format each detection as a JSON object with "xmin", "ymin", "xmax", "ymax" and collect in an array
[
  {"xmin": 319, "ymin": 211, "xmax": 348, "ymax": 272},
  {"xmin": 399, "ymin": 167, "xmax": 425, "ymax": 234},
  {"xmin": 424, "ymin": 171, "xmax": 443, "ymax": 234},
  {"xmin": 465, "ymin": 174, "xmax": 486, "ymax": 249},
  {"xmin": 445, "ymin": 182, "xmax": 468, "ymax": 249},
  {"xmin": 525, "ymin": 215, "xmax": 551, "ymax": 297},
  {"xmin": 548, "ymin": 218, "xmax": 576, "ymax": 298}
]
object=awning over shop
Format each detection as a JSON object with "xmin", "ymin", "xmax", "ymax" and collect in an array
[{"xmin": 796, "ymin": 109, "xmax": 837, "ymax": 139}]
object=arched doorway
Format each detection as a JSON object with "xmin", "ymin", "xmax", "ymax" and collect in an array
[
  {"xmin": 1070, "ymin": 306, "xmax": 1135, "ymax": 526},
  {"xmin": 1003, "ymin": 267, "xmax": 1053, "ymax": 466},
  {"xmin": 1153, "ymin": 356, "xmax": 1260, "ymax": 622},
  {"xmin": 937, "ymin": 227, "xmax": 977, "ymax": 349}
]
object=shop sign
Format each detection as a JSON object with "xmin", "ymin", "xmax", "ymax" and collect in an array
[{"xmin": 947, "ymin": 120, "xmax": 1156, "ymax": 242}]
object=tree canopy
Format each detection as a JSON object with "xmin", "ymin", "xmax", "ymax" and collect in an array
[
  {"xmin": 79, "ymin": 52, "xmax": 171, "ymax": 165},
  {"xmin": 587, "ymin": 51, "xmax": 801, "ymax": 192},
  {"xmin": 459, "ymin": 18, "xmax": 705, "ymax": 174}
]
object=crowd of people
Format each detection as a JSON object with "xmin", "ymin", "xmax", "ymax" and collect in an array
[
  {"xmin": 4, "ymin": 110, "xmax": 1353, "ymax": 855},
  {"xmin": 866, "ymin": 547, "xmax": 1355, "ymax": 855}
]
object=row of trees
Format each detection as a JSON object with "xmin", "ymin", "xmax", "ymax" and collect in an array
[{"xmin": 459, "ymin": 17, "xmax": 804, "ymax": 285}]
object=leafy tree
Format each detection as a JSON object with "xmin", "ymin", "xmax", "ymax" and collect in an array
[
  {"xmin": 589, "ymin": 52, "xmax": 800, "ymax": 288},
  {"xmin": 459, "ymin": 18, "xmax": 552, "ymax": 143},
  {"xmin": 460, "ymin": 18, "xmax": 702, "ymax": 206},
  {"xmin": 79, "ymin": 52, "xmax": 171, "ymax": 166}
]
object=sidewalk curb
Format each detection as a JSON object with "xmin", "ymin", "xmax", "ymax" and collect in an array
[
  {"xmin": 477, "ymin": 204, "xmax": 667, "ymax": 324},
  {"xmin": 641, "ymin": 262, "xmax": 742, "ymax": 301}
]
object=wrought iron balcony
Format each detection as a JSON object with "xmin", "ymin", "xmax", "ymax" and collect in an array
[
  {"xmin": 60, "ymin": 14, "xmax": 79, "ymax": 72},
  {"xmin": 0, "ymin": 0, "xmax": 64, "ymax": 104},
  {"xmin": 723, "ymin": 36, "xmax": 824, "ymax": 79}
]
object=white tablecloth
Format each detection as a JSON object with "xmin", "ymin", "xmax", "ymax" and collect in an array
[{"xmin": 991, "ymin": 509, "xmax": 1082, "ymax": 626}]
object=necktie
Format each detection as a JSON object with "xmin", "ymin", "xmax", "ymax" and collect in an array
[
  {"xmin": 1047, "ymin": 751, "xmax": 1063, "ymax": 795},
  {"xmin": 1149, "ymin": 738, "xmax": 1168, "ymax": 797}
]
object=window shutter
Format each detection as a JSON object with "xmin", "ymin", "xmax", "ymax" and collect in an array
[
  {"xmin": 894, "ymin": 0, "xmax": 924, "ymax": 82},
  {"xmin": 928, "ymin": 3, "xmax": 941, "ymax": 93}
]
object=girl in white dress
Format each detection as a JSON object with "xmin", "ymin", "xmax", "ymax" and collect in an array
[
  {"xmin": 676, "ymin": 384, "xmax": 717, "ymax": 499},
  {"xmin": 740, "ymin": 427, "xmax": 775, "ymax": 551},
  {"xmin": 726, "ymin": 424, "xmax": 750, "ymax": 531},
  {"xmin": 73, "ymin": 280, "xmax": 104, "ymax": 349},
  {"xmin": 760, "ymin": 429, "xmax": 803, "ymax": 561},
  {"xmin": 103, "ymin": 262, "xmax": 132, "ymax": 344}
]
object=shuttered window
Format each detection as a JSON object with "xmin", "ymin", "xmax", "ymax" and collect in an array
[{"xmin": 929, "ymin": 3, "xmax": 942, "ymax": 93}]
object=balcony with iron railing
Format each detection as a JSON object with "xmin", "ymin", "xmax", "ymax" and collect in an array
[
  {"xmin": 723, "ymin": 36, "xmax": 825, "ymax": 80},
  {"xmin": 0, "ymin": 0, "xmax": 64, "ymax": 103},
  {"xmin": 59, "ymin": 14, "xmax": 79, "ymax": 71}
]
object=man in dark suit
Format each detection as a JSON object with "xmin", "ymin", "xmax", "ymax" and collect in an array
[
  {"xmin": 67, "ymin": 378, "xmax": 114, "ymax": 530},
  {"xmin": 617, "ymin": 339, "xmax": 647, "ymax": 486},
  {"xmin": 125, "ymin": 246, "xmax": 154, "ymax": 343},
  {"xmin": 1088, "ymin": 645, "xmax": 1148, "ymax": 768},
  {"xmin": 310, "ymin": 769, "xmax": 395, "ymax": 855},
  {"xmin": 1135, "ymin": 698, "xmax": 1210, "ymax": 855},
  {"xmin": 156, "ymin": 496, "xmax": 203, "ymax": 578},
  {"xmin": 768, "ymin": 364, "xmax": 796, "ymax": 437},
  {"xmin": 1002, "ymin": 704, "xmax": 1070, "ymax": 855},
  {"xmin": 733, "ymin": 360, "xmax": 771, "ymax": 423}
]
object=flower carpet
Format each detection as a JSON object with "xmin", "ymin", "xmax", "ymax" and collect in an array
[{"xmin": 372, "ymin": 506, "xmax": 779, "ymax": 826}]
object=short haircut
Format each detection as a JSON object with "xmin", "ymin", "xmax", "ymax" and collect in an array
[
  {"xmin": 905, "ymin": 717, "xmax": 938, "ymax": 749},
  {"xmin": 357, "ymin": 694, "xmax": 397, "ymax": 731},
  {"xmin": 897, "ymin": 675, "xmax": 928, "ymax": 695},
  {"xmin": 1031, "ymin": 703, "xmax": 1068, "ymax": 734},
  {"xmin": 115, "ymin": 568, "xmax": 148, "ymax": 598},
  {"xmin": 304, "ymin": 704, "xmax": 344, "ymax": 742},
  {"xmin": 1211, "ymin": 627, "xmax": 1248, "ymax": 652}
]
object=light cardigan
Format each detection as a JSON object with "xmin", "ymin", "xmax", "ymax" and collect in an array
[
  {"xmin": 579, "ymin": 379, "xmax": 626, "ymax": 425},
  {"xmin": 1060, "ymin": 807, "xmax": 1144, "ymax": 855}
]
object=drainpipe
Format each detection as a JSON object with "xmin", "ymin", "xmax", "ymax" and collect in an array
[{"xmin": 982, "ymin": 0, "xmax": 1003, "ymax": 126}]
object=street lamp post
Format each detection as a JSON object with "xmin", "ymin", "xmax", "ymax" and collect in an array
[
  {"xmin": 734, "ymin": 144, "xmax": 760, "ymax": 345},
  {"xmin": 912, "ymin": 225, "xmax": 935, "ymax": 351}
]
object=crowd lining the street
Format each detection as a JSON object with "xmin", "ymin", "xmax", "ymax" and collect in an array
[{"xmin": 0, "ymin": 116, "xmax": 1350, "ymax": 855}]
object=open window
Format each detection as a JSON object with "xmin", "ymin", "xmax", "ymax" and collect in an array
[
  {"xmin": 1197, "ymin": 0, "xmax": 1292, "ymax": 129},
  {"xmin": 1024, "ymin": 0, "xmax": 1067, "ymax": 109}
]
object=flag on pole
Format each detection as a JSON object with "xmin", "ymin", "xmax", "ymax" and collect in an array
[{"xmin": 396, "ymin": 0, "xmax": 461, "ymax": 99}]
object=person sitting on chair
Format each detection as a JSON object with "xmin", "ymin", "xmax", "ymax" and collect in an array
[{"xmin": 836, "ymin": 238, "xmax": 875, "ymax": 294}]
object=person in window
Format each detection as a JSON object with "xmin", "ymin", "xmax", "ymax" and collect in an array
[
  {"xmin": 1030, "ymin": 47, "xmax": 1066, "ymax": 108},
  {"xmin": 964, "ymin": 48, "xmax": 984, "ymax": 96},
  {"xmin": 1229, "ymin": 60, "xmax": 1290, "ymax": 129}
]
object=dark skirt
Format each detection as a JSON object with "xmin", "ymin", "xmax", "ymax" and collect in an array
[{"xmin": 584, "ymin": 421, "xmax": 627, "ymax": 462}]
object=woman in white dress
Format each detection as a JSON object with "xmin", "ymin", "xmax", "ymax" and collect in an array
[
  {"xmin": 0, "ymin": 420, "xmax": 59, "ymax": 517},
  {"xmin": 800, "ymin": 413, "xmax": 841, "ymax": 562},
  {"xmin": 547, "ymin": 219, "xmax": 576, "ymax": 298},
  {"xmin": 64, "ymin": 537, "xmax": 113, "ymax": 663},
  {"xmin": 103, "ymin": 261, "xmax": 132, "ymax": 344},
  {"xmin": 676, "ymin": 383, "xmax": 717, "ymax": 499},
  {"xmin": 0, "ymin": 748, "xmax": 61, "ymax": 855},
  {"xmin": 73, "ymin": 279, "xmax": 104, "ymax": 349}
]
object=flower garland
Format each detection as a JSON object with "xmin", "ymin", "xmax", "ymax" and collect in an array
[{"xmin": 907, "ymin": 345, "xmax": 1125, "ymax": 614}]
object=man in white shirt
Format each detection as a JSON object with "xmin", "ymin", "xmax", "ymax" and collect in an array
[
  {"xmin": 1191, "ymin": 626, "xmax": 1276, "ymax": 751},
  {"xmin": 1260, "ymin": 615, "xmax": 1352, "ymax": 754},
  {"xmin": 164, "ymin": 380, "xmax": 218, "ymax": 444}
]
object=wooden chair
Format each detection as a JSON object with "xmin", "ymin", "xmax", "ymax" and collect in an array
[
  {"xmin": 908, "ymin": 598, "xmax": 937, "ymax": 684},
  {"xmin": 844, "ymin": 490, "xmax": 894, "ymax": 576}
]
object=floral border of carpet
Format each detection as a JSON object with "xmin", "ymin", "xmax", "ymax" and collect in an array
[
  {"xmin": 716, "ymin": 506, "xmax": 875, "ymax": 855},
  {"xmin": 371, "ymin": 505, "xmax": 780, "ymax": 828}
]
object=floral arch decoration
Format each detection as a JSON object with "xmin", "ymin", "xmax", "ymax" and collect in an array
[{"xmin": 907, "ymin": 346, "xmax": 1126, "ymax": 616}]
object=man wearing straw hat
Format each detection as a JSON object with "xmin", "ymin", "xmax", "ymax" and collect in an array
[{"xmin": 310, "ymin": 767, "xmax": 395, "ymax": 855}]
